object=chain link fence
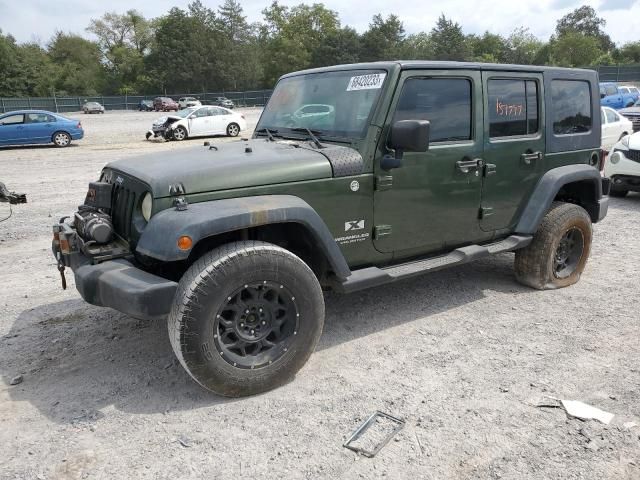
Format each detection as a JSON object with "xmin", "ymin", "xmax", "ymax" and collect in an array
[
  {"xmin": 0, "ymin": 90, "xmax": 273, "ymax": 114},
  {"xmin": 596, "ymin": 65, "xmax": 640, "ymax": 83}
]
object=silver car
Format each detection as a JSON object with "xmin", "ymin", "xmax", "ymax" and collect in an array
[{"xmin": 82, "ymin": 102, "xmax": 105, "ymax": 114}]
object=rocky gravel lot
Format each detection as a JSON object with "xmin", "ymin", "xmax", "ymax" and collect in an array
[{"xmin": 0, "ymin": 110, "xmax": 639, "ymax": 479}]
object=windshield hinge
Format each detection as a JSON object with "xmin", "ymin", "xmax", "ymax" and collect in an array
[{"xmin": 375, "ymin": 175, "xmax": 393, "ymax": 191}]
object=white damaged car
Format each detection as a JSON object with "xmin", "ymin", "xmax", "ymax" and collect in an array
[
  {"xmin": 146, "ymin": 105, "xmax": 247, "ymax": 141},
  {"xmin": 604, "ymin": 131, "xmax": 640, "ymax": 197}
]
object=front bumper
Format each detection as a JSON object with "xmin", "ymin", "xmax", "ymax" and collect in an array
[{"xmin": 52, "ymin": 221, "xmax": 177, "ymax": 320}]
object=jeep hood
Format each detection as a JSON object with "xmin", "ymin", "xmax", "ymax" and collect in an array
[
  {"xmin": 625, "ymin": 131, "xmax": 640, "ymax": 150},
  {"xmin": 106, "ymin": 139, "xmax": 333, "ymax": 197}
]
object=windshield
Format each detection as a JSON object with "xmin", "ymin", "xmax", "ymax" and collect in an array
[
  {"xmin": 257, "ymin": 69, "xmax": 387, "ymax": 139},
  {"xmin": 176, "ymin": 107, "xmax": 197, "ymax": 118}
]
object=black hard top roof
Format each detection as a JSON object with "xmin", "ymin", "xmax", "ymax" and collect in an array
[{"xmin": 281, "ymin": 60, "xmax": 596, "ymax": 79}]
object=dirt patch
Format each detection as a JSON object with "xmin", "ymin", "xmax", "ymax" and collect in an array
[{"xmin": 1, "ymin": 110, "xmax": 639, "ymax": 479}]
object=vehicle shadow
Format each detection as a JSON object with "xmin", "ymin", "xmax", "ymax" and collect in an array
[
  {"xmin": 2, "ymin": 254, "xmax": 530, "ymax": 421},
  {"xmin": 0, "ymin": 144, "xmax": 80, "ymax": 151}
]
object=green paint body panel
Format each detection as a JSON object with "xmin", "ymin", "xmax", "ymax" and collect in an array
[{"xmin": 102, "ymin": 61, "xmax": 604, "ymax": 278}]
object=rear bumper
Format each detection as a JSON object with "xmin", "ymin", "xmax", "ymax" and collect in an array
[{"xmin": 52, "ymin": 221, "xmax": 177, "ymax": 320}]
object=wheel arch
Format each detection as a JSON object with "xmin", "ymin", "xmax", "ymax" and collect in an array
[
  {"xmin": 136, "ymin": 195, "xmax": 351, "ymax": 282},
  {"xmin": 515, "ymin": 164, "xmax": 606, "ymax": 234}
]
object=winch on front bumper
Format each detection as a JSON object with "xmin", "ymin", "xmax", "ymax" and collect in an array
[{"xmin": 52, "ymin": 215, "xmax": 178, "ymax": 321}]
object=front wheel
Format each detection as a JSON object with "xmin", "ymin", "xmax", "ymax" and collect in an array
[
  {"xmin": 226, "ymin": 123, "xmax": 240, "ymax": 137},
  {"xmin": 52, "ymin": 131, "xmax": 71, "ymax": 147},
  {"xmin": 172, "ymin": 126, "xmax": 187, "ymax": 141},
  {"xmin": 515, "ymin": 202, "xmax": 592, "ymax": 289},
  {"xmin": 168, "ymin": 241, "xmax": 325, "ymax": 397}
]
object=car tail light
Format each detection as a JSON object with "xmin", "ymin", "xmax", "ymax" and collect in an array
[{"xmin": 77, "ymin": 122, "xmax": 83, "ymax": 129}]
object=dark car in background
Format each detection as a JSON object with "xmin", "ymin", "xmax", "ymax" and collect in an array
[
  {"xmin": 82, "ymin": 102, "xmax": 105, "ymax": 114},
  {"xmin": 138, "ymin": 100, "xmax": 154, "ymax": 111},
  {"xmin": 153, "ymin": 97, "xmax": 179, "ymax": 112},
  {"xmin": 619, "ymin": 99, "xmax": 640, "ymax": 132},
  {"xmin": 0, "ymin": 110, "xmax": 83, "ymax": 147},
  {"xmin": 212, "ymin": 96, "xmax": 235, "ymax": 109}
]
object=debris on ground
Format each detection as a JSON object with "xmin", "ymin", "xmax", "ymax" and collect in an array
[
  {"xmin": 9, "ymin": 375, "xmax": 23, "ymax": 385},
  {"xmin": 177, "ymin": 436, "xmax": 193, "ymax": 448},
  {"xmin": 343, "ymin": 411, "xmax": 404, "ymax": 458},
  {"xmin": 560, "ymin": 400, "xmax": 614, "ymax": 424}
]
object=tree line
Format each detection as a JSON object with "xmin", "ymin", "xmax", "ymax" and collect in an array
[{"xmin": 1, "ymin": 2, "xmax": 639, "ymax": 98}]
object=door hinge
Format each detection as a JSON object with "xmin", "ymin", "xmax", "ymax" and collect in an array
[
  {"xmin": 375, "ymin": 175, "xmax": 393, "ymax": 191},
  {"xmin": 374, "ymin": 225, "xmax": 392, "ymax": 239},
  {"xmin": 483, "ymin": 163, "xmax": 497, "ymax": 177},
  {"xmin": 479, "ymin": 207, "xmax": 494, "ymax": 219}
]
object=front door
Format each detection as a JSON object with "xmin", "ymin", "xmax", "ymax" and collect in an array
[
  {"xmin": 479, "ymin": 72, "xmax": 545, "ymax": 232},
  {"xmin": 0, "ymin": 113, "xmax": 26, "ymax": 144},
  {"xmin": 373, "ymin": 70, "xmax": 487, "ymax": 255},
  {"xmin": 188, "ymin": 107, "xmax": 214, "ymax": 136}
]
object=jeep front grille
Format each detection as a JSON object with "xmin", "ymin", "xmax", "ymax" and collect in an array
[
  {"xmin": 621, "ymin": 113, "xmax": 640, "ymax": 132},
  {"xmin": 626, "ymin": 149, "xmax": 640, "ymax": 163},
  {"xmin": 111, "ymin": 183, "xmax": 136, "ymax": 240}
]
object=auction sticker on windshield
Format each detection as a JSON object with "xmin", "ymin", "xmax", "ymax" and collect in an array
[{"xmin": 347, "ymin": 73, "xmax": 386, "ymax": 91}]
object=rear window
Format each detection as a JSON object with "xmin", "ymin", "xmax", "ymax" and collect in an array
[
  {"xmin": 0, "ymin": 114, "xmax": 24, "ymax": 125},
  {"xmin": 551, "ymin": 80, "xmax": 592, "ymax": 135},
  {"xmin": 488, "ymin": 79, "xmax": 539, "ymax": 137}
]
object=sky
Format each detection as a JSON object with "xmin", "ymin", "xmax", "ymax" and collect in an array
[{"xmin": 1, "ymin": 0, "xmax": 639, "ymax": 46}]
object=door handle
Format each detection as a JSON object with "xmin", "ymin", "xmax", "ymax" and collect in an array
[
  {"xmin": 16, "ymin": 126, "xmax": 24, "ymax": 129},
  {"xmin": 455, "ymin": 158, "xmax": 483, "ymax": 174},
  {"xmin": 521, "ymin": 151, "xmax": 542, "ymax": 165}
]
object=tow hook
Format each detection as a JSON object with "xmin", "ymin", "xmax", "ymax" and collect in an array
[{"xmin": 58, "ymin": 262, "xmax": 67, "ymax": 290}]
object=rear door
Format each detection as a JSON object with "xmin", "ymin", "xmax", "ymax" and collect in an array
[
  {"xmin": 479, "ymin": 72, "xmax": 545, "ymax": 232},
  {"xmin": 24, "ymin": 113, "xmax": 57, "ymax": 142}
]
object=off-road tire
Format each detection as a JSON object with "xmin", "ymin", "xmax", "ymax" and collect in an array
[
  {"xmin": 168, "ymin": 241, "xmax": 325, "ymax": 397},
  {"xmin": 515, "ymin": 202, "xmax": 592, "ymax": 290},
  {"xmin": 609, "ymin": 188, "xmax": 628, "ymax": 198}
]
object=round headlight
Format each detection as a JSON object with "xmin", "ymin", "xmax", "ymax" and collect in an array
[{"xmin": 141, "ymin": 192, "xmax": 152, "ymax": 221}]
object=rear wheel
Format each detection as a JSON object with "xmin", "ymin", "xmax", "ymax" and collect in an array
[
  {"xmin": 52, "ymin": 131, "xmax": 71, "ymax": 148},
  {"xmin": 168, "ymin": 241, "xmax": 324, "ymax": 397},
  {"xmin": 227, "ymin": 123, "xmax": 240, "ymax": 137},
  {"xmin": 515, "ymin": 202, "xmax": 592, "ymax": 290}
]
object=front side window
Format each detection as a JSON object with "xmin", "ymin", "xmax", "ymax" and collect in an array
[
  {"xmin": 393, "ymin": 77, "xmax": 472, "ymax": 143},
  {"xmin": 605, "ymin": 85, "xmax": 617, "ymax": 96},
  {"xmin": 0, "ymin": 114, "xmax": 24, "ymax": 125},
  {"xmin": 551, "ymin": 80, "xmax": 592, "ymax": 135},
  {"xmin": 257, "ymin": 69, "xmax": 387, "ymax": 139},
  {"xmin": 488, "ymin": 79, "xmax": 539, "ymax": 137}
]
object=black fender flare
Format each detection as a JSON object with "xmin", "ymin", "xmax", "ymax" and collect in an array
[
  {"xmin": 136, "ymin": 195, "xmax": 351, "ymax": 280},
  {"xmin": 515, "ymin": 164, "xmax": 607, "ymax": 234}
]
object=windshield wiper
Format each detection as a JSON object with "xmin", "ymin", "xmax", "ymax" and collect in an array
[
  {"xmin": 289, "ymin": 127, "xmax": 324, "ymax": 149},
  {"xmin": 255, "ymin": 127, "xmax": 279, "ymax": 141}
]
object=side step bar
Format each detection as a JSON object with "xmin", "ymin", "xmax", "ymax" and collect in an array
[{"xmin": 338, "ymin": 235, "xmax": 532, "ymax": 294}]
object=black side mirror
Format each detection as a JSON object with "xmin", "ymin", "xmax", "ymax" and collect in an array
[
  {"xmin": 600, "ymin": 93, "xmax": 606, "ymax": 99},
  {"xmin": 382, "ymin": 120, "xmax": 430, "ymax": 170}
]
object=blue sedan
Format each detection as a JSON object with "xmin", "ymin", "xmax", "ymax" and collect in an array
[{"xmin": 0, "ymin": 110, "xmax": 84, "ymax": 147}]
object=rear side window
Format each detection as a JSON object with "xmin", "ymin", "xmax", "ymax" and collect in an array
[
  {"xmin": 551, "ymin": 80, "xmax": 592, "ymax": 135},
  {"xmin": 488, "ymin": 79, "xmax": 539, "ymax": 137},
  {"xmin": 394, "ymin": 77, "xmax": 472, "ymax": 142},
  {"xmin": 605, "ymin": 108, "xmax": 619, "ymax": 123}
]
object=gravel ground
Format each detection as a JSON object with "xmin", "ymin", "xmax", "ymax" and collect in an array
[{"xmin": 1, "ymin": 110, "xmax": 639, "ymax": 480}]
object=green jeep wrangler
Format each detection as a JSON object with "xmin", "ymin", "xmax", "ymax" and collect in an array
[{"xmin": 53, "ymin": 61, "xmax": 609, "ymax": 397}]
